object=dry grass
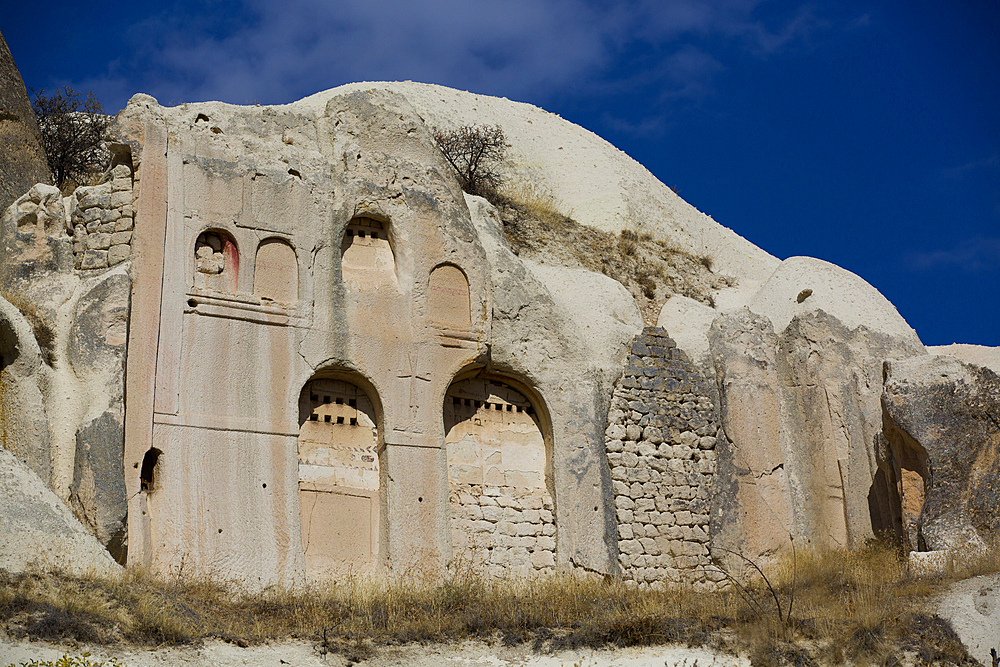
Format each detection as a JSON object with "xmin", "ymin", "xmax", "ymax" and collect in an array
[
  {"xmin": 0, "ymin": 543, "xmax": 993, "ymax": 664},
  {"xmin": 493, "ymin": 184, "xmax": 734, "ymax": 324}
]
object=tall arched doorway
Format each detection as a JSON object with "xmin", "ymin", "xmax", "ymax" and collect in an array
[
  {"xmin": 297, "ymin": 376, "xmax": 382, "ymax": 578},
  {"xmin": 444, "ymin": 376, "xmax": 555, "ymax": 576}
]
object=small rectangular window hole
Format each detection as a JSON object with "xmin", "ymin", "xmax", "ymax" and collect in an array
[
  {"xmin": 336, "ymin": 397, "xmax": 344, "ymax": 405},
  {"xmin": 349, "ymin": 399, "xmax": 357, "ymax": 408},
  {"xmin": 350, "ymin": 417, "xmax": 358, "ymax": 426},
  {"xmin": 310, "ymin": 414, "xmax": 318, "ymax": 421},
  {"xmin": 310, "ymin": 393, "xmax": 318, "ymax": 402},
  {"xmin": 324, "ymin": 415, "xmax": 331, "ymax": 423},
  {"xmin": 323, "ymin": 395, "xmax": 331, "ymax": 404},
  {"xmin": 337, "ymin": 416, "xmax": 345, "ymax": 424}
]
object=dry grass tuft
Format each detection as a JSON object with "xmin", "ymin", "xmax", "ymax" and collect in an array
[
  {"xmin": 493, "ymin": 185, "xmax": 734, "ymax": 324},
  {"xmin": 1, "ymin": 546, "xmax": 993, "ymax": 663},
  {"xmin": 0, "ymin": 543, "xmax": 992, "ymax": 663}
]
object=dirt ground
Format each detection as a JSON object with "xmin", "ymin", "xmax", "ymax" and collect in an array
[{"xmin": 0, "ymin": 635, "xmax": 748, "ymax": 667}]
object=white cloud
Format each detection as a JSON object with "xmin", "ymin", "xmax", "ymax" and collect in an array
[
  {"xmin": 80, "ymin": 0, "xmax": 826, "ymax": 111},
  {"xmin": 904, "ymin": 236, "xmax": 1000, "ymax": 273}
]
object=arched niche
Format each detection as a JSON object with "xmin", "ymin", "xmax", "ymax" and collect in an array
[
  {"xmin": 194, "ymin": 229, "xmax": 239, "ymax": 293},
  {"xmin": 253, "ymin": 238, "xmax": 298, "ymax": 303},
  {"xmin": 443, "ymin": 373, "xmax": 555, "ymax": 575},
  {"xmin": 340, "ymin": 217, "xmax": 396, "ymax": 286},
  {"xmin": 428, "ymin": 264, "xmax": 471, "ymax": 329},
  {"xmin": 297, "ymin": 374, "xmax": 382, "ymax": 578}
]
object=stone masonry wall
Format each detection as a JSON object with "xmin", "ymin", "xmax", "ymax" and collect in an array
[
  {"xmin": 449, "ymin": 484, "xmax": 557, "ymax": 576},
  {"xmin": 605, "ymin": 326, "xmax": 723, "ymax": 587},
  {"xmin": 71, "ymin": 163, "xmax": 135, "ymax": 270}
]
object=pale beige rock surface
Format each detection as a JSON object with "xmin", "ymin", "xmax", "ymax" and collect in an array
[
  {"xmin": 709, "ymin": 297, "xmax": 927, "ymax": 563},
  {"xmin": 929, "ymin": 343, "xmax": 1000, "ymax": 375},
  {"xmin": 299, "ymin": 82, "xmax": 780, "ymax": 285},
  {"xmin": 656, "ymin": 294, "xmax": 718, "ymax": 371},
  {"xmin": 748, "ymin": 256, "xmax": 923, "ymax": 344},
  {"xmin": 933, "ymin": 572, "xmax": 1000, "ymax": 667},
  {"xmin": 0, "ymin": 448, "xmax": 120, "ymax": 576}
]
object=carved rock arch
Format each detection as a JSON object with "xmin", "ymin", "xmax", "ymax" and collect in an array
[
  {"xmin": 340, "ymin": 217, "xmax": 396, "ymax": 286},
  {"xmin": 428, "ymin": 263, "xmax": 471, "ymax": 329},
  {"xmin": 194, "ymin": 228, "xmax": 238, "ymax": 293},
  {"xmin": 443, "ymin": 371, "xmax": 555, "ymax": 575},
  {"xmin": 297, "ymin": 371, "xmax": 384, "ymax": 578}
]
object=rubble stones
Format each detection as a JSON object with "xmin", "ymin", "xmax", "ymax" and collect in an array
[
  {"xmin": 70, "ymin": 164, "xmax": 135, "ymax": 270},
  {"xmin": 450, "ymin": 483, "xmax": 557, "ymax": 577},
  {"xmin": 605, "ymin": 327, "xmax": 718, "ymax": 588}
]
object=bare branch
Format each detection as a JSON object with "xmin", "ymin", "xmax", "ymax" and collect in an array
[
  {"xmin": 432, "ymin": 124, "xmax": 507, "ymax": 199},
  {"xmin": 31, "ymin": 87, "xmax": 111, "ymax": 190}
]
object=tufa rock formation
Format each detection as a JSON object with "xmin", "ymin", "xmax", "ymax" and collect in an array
[
  {"xmin": 0, "ymin": 30, "xmax": 51, "ymax": 212},
  {"xmin": 0, "ymin": 82, "xmax": 996, "ymax": 587},
  {"xmin": 882, "ymin": 355, "xmax": 1000, "ymax": 552}
]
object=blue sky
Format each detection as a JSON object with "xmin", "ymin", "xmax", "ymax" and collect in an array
[{"xmin": 4, "ymin": 0, "xmax": 997, "ymax": 346}]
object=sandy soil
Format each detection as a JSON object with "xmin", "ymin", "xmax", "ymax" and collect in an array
[{"xmin": 0, "ymin": 635, "xmax": 748, "ymax": 667}]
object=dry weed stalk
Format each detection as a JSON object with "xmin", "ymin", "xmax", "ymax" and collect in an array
[{"xmin": 0, "ymin": 543, "xmax": 992, "ymax": 665}]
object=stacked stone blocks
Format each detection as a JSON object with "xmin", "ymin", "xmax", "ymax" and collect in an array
[
  {"xmin": 450, "ymin": 483, "xmax": 556, "ymax": 576},
  {"xmin": 71, "ymin": 163, "xmax": 135, "ymax": 270},
  {"xmin": 605, "ymin": 326, "xmax": 722, "ymax": 586}
]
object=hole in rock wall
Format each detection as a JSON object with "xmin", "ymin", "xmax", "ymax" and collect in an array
[
  {"xmin": 0, "ymin": 319, "xmax": 16, "ymax": 373},
  {"xmin": 140, "ymin": 448, "xmax": 162, "ymax": 492},
  {"xmin": 428, "ymin": 264, "xmax": 471, "ymax": 329},
  {"xmin": 253, "ymin": 238, "xmax": 298, "ymax": 303},
  {"xmin": 444, "ymin": 378, "xmax": 555, "ymax": 575},
  {"xmin": 298, "ymin": 377, "xmax": 381, "ymax": 578},
  {"xmin": 340, "ymin": 217, "xmax": 396, "ymax": 286},
  {"xmin": 194, "ymin": 230, "xmax": 239, "ymax": 293}
]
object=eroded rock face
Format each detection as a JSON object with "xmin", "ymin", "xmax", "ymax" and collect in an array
[
  {"xmin": 0, "ymin": 448, "xmax": 120, "ymax": 577},
  {"xmin": 0, "ymin": 295, "xmax": 50, "ymax": 480},
  {"xmin": 708, "ymin": 257, "xmax": 926, "ymax": 564},
  {"xmin": 0, "ymin": 171, "xmax": 134, "ymax": 560},
  {"xmin": 883, "ymin": 355, "xmax": 1000, "ymax": 552},
  {"xmin": 0, "ymin": 30, "xmax": 51, "ymax": 213},
  {"xmin": 98, "ymin": 89, "xmax": 649, "ymax": 589}
]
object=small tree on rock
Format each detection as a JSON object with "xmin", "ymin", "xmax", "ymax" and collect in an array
[
  {"xmin": 31, "ymin": 87, "xmax": 111, "ymax": 190},
  {"xmin": 432, "ymin": 124, "xmax": 507, "ymax": 199}
]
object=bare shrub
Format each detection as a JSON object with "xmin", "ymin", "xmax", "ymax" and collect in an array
[
  {"xmin": 433, "ymin": 124, "xmax": 507, "ymax": 199},
  {"xmin": 31, "ymin": 87, "xmax": 110, "ymax": 191}
]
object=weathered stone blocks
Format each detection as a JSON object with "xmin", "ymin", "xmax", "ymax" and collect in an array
[
  {"xmin": 70, "ymin": 163, "xmax": 135, "ymax": 269},
  {"xmin": 605, "ymin": 327, "xmax": 718, "ymax": 587}
]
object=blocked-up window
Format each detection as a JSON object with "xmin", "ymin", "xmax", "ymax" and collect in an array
[
  {"xmin": 340, "ymin": 218, "xmax": 396, "ymax": 286},
  {"xmin": 298, "ymin": 378, "xmax": 381, "ymax": 578},
  {"xmin": 253, "ymin": 238, "xmax": 298, "ymax": 303},
  {"xmin": 444, "ymin": 378, "xmax": 554, "ymax": 575},
  {"xmin": 428, "ymin": 264, "xmax": 471, "ymax": 328}
]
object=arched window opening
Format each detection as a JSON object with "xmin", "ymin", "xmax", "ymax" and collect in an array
[
  {"xmin": 340, "ymin": 217, "xmax": 396, "ymax": 286},
  {"xmin": 253, "ymin": 238, "xmax": 298, "ymax": 303},
  {"xmin": 194, "ymin": 230, "xmax": 238, "ymax": 292},
  {"xmin": 444, "ymin": 377, "xmax": 554, "ymax": 576},
  {"xmin": 298, "ymin": 377, "xmax": 381, "ymax": 578},
  {"xmin": 140, "ymin": 448, "xmax": 162, "ymax": 493}
]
